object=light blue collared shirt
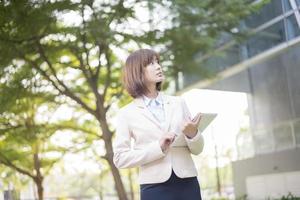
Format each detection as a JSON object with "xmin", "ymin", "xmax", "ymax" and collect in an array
[{"xmin": 143, "ymin": 92, "xmax": 166, "ymax": 123}]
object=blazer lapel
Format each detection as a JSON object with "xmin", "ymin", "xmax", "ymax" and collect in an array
[
  {"xmin": 133, "ymin": 97, "xmax": 162, "ymax": 129},
  {"xmin": 162, "ymin": 93, "xmax": 174, "ymax": 132},
  {"xmin": 133, "ymin": 93, "xmax": 175, "ymax": 132}
]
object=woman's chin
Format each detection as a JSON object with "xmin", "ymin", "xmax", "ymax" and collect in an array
[
  {"xmin": 156, "ymin": 75, "xmax": 165, "ymax": 82},
  {"xmin": 156, "ymin": 77, "xmax": 165, "ymax": 82}
]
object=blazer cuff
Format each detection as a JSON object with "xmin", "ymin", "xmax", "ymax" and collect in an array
[
  {"xmin": 149, "ymin": 140, "xmax": 167, "ymax": 157},
  {"xmin": 184, "ymin": 129, "xmax": 202, "ymax": 142},
  {"xmin": 184, "ymin": 129, "xmax": 204, "ymax": 155}
]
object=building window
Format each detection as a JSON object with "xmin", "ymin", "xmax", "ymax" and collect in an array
[
  {"xmin": 246, "ymin": 20, "xmax": 286, "ymax": 57},
  {"xmin": 211, "ymin": 44, "xmax": 241, "ymax": 70},
  {"xmin": 286, "ymin": 15, "xmax": 300, "ymax": 40},
  {"xmin": 244, "ymin": 0, "xmax": 283, "ymax": 29},
  {"xmin": 282, "ymin": 0, "xmax": 292, "ymax": 12},
  {"xmin": 282, "ymin": 0, "xmax": 300, "ymax": 11}
]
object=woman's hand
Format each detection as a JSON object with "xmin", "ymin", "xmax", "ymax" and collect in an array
[
  {"xmin": 182, "ymin": 113, "xmax": 202, "ymax": 139},
  {"xmin": 159, "ymin": 132, "xmax": 176, "ymax": 153}
]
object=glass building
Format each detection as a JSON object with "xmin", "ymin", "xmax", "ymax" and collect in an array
[{"xmin": 180, "ymin": 0, "xmax": 300, "ymax": 199}]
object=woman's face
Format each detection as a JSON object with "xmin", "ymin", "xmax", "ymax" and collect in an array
[{"xmin": 144, "ymin": 57, "xmax": 165, "ymax": 85}]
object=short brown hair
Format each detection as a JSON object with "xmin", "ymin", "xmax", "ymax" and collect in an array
[{"xmin": 122, "ymin": 49, "xmax": 162, "ymax": 98}]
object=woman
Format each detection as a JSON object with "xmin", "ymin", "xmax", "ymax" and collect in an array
[{"xmin": 113, "ymin": 49, "xmax": 204, "ymax": 200}]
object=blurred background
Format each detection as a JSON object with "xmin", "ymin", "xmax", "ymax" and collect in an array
[{"xmin": 0, "ymin": 0, "xmax": 300, "ymax": 199}]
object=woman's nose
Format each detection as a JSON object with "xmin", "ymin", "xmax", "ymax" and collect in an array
[{"xmin": 155, "ymin": 63, "xmax": 162, "ymax": 70}]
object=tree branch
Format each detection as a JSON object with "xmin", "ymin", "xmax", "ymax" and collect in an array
[
  {"xmin": 0, "ymin": 152, "xmax": 35, "ymax": 179},
  {"xmin": 102, "ymin": 48, "xmax": 112, "ymax": 102},
  {"xmin": 80, "ymin": 3, "xmax": 93, "ymax": 76},
  {"xmin": 85, "ymin": 2, "xmax": 103, "ymax": 81},
  {"xmin": 68, "ymin": 46, "xmax": 105, "ymax": 116},
  {"xmin": 105, "ymin": 87, "xmax": 124, "ymax": 112},
  {"xmin": 94, "ymin": 43, "xmax": 103, "ymax": 82},
  {"xmin": 0, "ymin": 35, "xmax": 46, "ymax": 44},
  {"xmin": 33, "ymin": 41, "xmax": 97, "ymax": 115}
]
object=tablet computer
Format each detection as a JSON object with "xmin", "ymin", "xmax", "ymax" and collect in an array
[{"xmin": 194, "ymin": 113, "xmax": 217, "ymax": 132}]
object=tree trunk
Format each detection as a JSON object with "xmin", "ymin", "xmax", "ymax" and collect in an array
[
  {"xmin": 107, "ymin": 148, "xmax": 128, "ymax": 200},
  {"xmin": 95, "ymin": 110, "xmax": 129, "ymax": 200},
  {"xmin": 33, "ymin": 150, "xmax": 44, "ymax": 200},
  {"xmin": 214, "ymin": 144, "xmax": 221, "ymax": 196},
  {"xmin": 99, "ymin": 172, "xmax": 104, "ymax": 200},
  {"xmin": 105, "ymin": 138, "xmax": 128, "ymax": 200},
  {"xmin": 128, "ymin": 168, "xmax": 135, "ymax": 200},
  {"xmin": 33, "ymin": 177, "xmax": 44, "ymax": 200}
]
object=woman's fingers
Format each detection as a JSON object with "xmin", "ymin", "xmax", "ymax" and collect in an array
[
  {"xmin": 164, "ymin": 133, "xmax": 176, "ymax": 144},
  {"xmin": 192, "ymin": 113, "xmax": 202, "ymax": 124},
  {"xmin": 195, "ymin": 115, "xmax": 202, "ymax": 126},
  {"xmin": 166, "ymin": 132, "xmax": 176, "ymax": 139}
]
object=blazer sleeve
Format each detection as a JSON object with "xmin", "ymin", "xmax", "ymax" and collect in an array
[
  {"xmin": 181, "ymin": 97, "xmax": 205, "ymax": 155},
  {"xmin": 112, "ymin": 111, "xmax": 166, "ymax": 169}
]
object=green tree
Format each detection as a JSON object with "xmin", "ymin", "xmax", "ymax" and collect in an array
[
  {"xmin": 0, "ymin": 66, "xmax": 72, "ymax": 200},
  {"xmin": 0, "ymin": 0, "xmax": 131, "ymax": 199}
]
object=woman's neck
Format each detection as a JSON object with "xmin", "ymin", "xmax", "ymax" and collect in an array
[{"xmin": 145, "ymin": 85, "xmax": 158, "ymax": 98}]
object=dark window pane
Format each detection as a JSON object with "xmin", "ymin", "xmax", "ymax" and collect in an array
[
  {"xmin": 221, "ymin": 45, "xmax": 241, "ymax": 68},
  {"xmin": 203, "ymin": 56, "xmax": 224, "ymax": 73},
  {"xmin": 239, "ymin": 44, "xmax": 249, "ymax": 60},
  {"xmin": 286, "ymin": 15, "xmax": 300, "ymax": 40},
  {"xmin": 246, "ymin": 20, "xmax": 286, "ymax": 57},
  {"xmin": 201, "ymin": 44, "xmax": 242, "ymax": 72},
  {"xmin": 282, "ymin": 0, "xmax": 292, "ymax": 12},
  {"xmin": 244, "ymin": 0, "xmax": 283, "ymax": 29},
  {"xmin": 216, "ymin": 32, "xmax": 233, "ymax": 46}
]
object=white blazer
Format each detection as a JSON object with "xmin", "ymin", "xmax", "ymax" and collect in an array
[{"xmin": 112, "ymin": 92, "xmax": 204, "ymax": 184}]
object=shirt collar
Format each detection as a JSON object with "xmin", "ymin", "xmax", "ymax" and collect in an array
[{"xmin": 143, "ymin": 92, "xmax": 163, "ymax": 107}]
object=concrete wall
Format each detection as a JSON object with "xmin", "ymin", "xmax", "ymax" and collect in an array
[{"xmin": 232, "ymin": 148, "xmax": 300, "ymax": 197}]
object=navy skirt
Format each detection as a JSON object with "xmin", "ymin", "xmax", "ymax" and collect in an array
[{"xmin": 140, "ymin": 169, "xmax": 202, "ymax": 200}]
